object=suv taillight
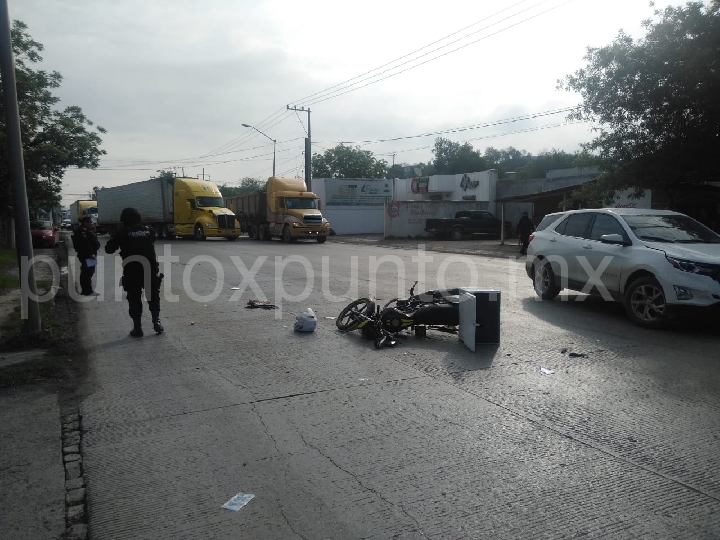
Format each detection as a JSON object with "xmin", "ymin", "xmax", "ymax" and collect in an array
[{"xmin": 528, "ymin": 234, "xmax": 535, "ymax": 242}]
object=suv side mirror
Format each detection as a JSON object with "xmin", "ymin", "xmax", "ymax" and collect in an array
[{"xmin": 600, "ymin": 234, "xmax": 628, "ymax": 245}]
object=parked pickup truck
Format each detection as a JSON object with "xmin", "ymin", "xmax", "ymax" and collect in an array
[{"xmin": 425, "ymin": 210, "xmax": 512, "ymax": 240}]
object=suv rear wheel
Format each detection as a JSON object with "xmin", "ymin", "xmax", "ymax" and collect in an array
[
  {"xmin": 624, "ymin": 276, "xmax": 668, "ymax": 328},
  {"xmin": 533, "ymin": 260, "xmax": 561, "ymax": 300}
]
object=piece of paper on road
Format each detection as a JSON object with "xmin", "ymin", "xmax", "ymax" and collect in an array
[
  {"xmin": 540, "ymin": 367, "xmax": 554, "ymax": 375},
  {"xmin": 222, "ymin": 492, "xmax": 255, "ymax": 512}
]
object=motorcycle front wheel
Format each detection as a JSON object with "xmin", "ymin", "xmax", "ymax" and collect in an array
[{"xmin": 336, "ymin": 298, "xmax": 373, "ymax": 332}]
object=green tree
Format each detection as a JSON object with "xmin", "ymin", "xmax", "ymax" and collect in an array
[
  {"xmin": 0, "ymin": 21, "xmax": 106, "ymax": 216},
  {"xmin": 482, "ymin": 146, "xmax": 534, "ymax": 178},
  {"xmin": 559, "ymin": 1, "xmax": 720, "ymax": 206},
  {"xmin": 153, "ymin": 170, "xmax": 176, "ymax": 181},
  {"xmin": 312, "ymin": 144, "xmax": 388, "ymax": 178},
  {"xmin": 431, "ymin": 137, "xmax": 487, "ymax": 175},
  {"xmin": 511, "ymin": 149, "xmax": 588, "ymax": 180},
  {"xmin": 385, "ymin": 162, "xmax": 435, "ymax": 179},
  {"xmin": 219, "ymin": 177, "xmax": 266, "ymax": 197}
]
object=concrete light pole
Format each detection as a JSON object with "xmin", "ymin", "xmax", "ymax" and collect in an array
[
  {"xmin": 242, "ymin": 123, "xmax": 276, "ymax": 177},
  {"xmin": 0, "ymin": 0, "xmax": 41, "ymax": 332}
]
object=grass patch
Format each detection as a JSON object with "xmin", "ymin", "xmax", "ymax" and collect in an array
[
  {"xmin": 1, "ymin": 301, "xmax": 72, "ymax": 353},
  {"xmin": 0, "ymin": 296, "xmax": 80, "ymax": 389},
  {"xmin": 0, "ymin": 247, "xmax": 20, "ymax": 289}
]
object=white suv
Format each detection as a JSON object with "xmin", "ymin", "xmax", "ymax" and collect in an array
[{"xmin": 525, "ymin": 208, "xmax": 720, "ymax": 328}]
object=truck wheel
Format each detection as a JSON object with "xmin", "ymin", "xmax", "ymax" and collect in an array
[
  {"xmin": 226, "ymin": 236, "xmax": 238, "ymax": 241},
  {"xmin": 162, "ymin": 225, "xmax": 172, "ymax": 239},
  {"xmin": 451, "ymin": 227, "xmax": 464, "ymax": 241},
  {"xmin": 317, "ymin": 236, "xmax": 326, "ymax": 244},
  {"xmin": 194, "ymin": 224, "xmax": 206, "ymax": 241},
  {"xmin": 249, "ymin": 225, "xmax": 258, "ymax": 239},
  {"xmin": 261, "ymin": 224, "xmax": 271, "ymax": 241},
  {"xmin": 283, "ymin": 226, "xmax": 293, "ymax": 243}
]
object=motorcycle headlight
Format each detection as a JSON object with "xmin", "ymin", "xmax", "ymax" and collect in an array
[{"xmin": 666, "ymin": 255, "xmax": 714, "ymax": 275}]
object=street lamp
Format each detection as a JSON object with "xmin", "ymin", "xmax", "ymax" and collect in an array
[{"xmin": 242, "ymin": 123, "xmax": 276, "ymax": 177}]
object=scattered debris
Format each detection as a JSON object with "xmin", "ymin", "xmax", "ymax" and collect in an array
[
  {"xmin": 560, "ymin": 348, "xmax": 568, "ymax": 354},
  {"xmin": 325, "ymin": 316, "xmax": 336, "ymax": 320},
  {"xmin": 190, "ymin": 322, "xmax": 195, "ymax": 325},
  {"xmin": 540, "ymin": 367, "xmax": 554, "ymax": 375},
  {"xmin": 506, "ymin": 353, "xmax": 512, "ymax": 357},
  {"xmin": 222, "ymin": 492, "xmax": 254, "ymax": 512},
  {"xmin": 246, "ymin": 299, "xmax": 278, "ymax": 309},
  {"xmin": 568, "ymin": 352, "xmax": 587, "ymax": 358},
  {"xmin": 231, "ymin": 287, "xmax": 240, "ymax": 290}
]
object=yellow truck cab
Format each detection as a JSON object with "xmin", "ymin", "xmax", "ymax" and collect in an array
[
  {"xmin": 172, "ymin": 178, "xmax": 239, "ymax": 240},
  {"xmin": 96, "ymin": 177, "xmax": 240, "ymax": 240},
  {"xmin": 267, "ymin": 177, "xmax": 330, "ymax": 242},
  {"xmin": 226, "ymin": 177, "xmax": 330, "ymax": 243},
  {"xmin": 69, "ymin": 200, "xmax": 98, "ymax": 231}
]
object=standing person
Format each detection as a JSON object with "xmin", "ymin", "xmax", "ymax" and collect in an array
[
  {"xmin": 104, "ymin": 208, "xmax": 164, "ymax": 337},
  {"xmin": 72, "ymin": 216, "xmax": 100, "ymax": 296},
  {"xmin": 516, "ymin": 211, "xmax": 535, "ymax": 256}
]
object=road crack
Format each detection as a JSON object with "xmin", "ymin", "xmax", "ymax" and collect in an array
[{"xmin": 297, "ymin": 432, "xmax": 429, "ymax": 539}]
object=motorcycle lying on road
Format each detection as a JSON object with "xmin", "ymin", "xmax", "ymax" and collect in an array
[{"xmin": 336, "ymin": 281, "xmax": 461, "ymax": 349}]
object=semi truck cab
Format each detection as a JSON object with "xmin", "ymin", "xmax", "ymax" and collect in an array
[
  {"xmin": 267, "ymin": 178, "xmax": 330, "ymax": 242},
  {"xmin": 172, "ymin": 179, "xmax": 239, "ymax": 240}
]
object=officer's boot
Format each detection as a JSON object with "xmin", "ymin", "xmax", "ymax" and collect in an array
[
  {"xmin": 130, "ymin": 316, "xmax": 143, "ymax": 338},
  {"xmin": 151, "ymin": 312, "xmax": 164, "ymax": 334}
]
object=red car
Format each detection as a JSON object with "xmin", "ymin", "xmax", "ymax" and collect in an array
[{"xmin": 31, "ymin": 220, "xmax": 59, "ymax": 248}]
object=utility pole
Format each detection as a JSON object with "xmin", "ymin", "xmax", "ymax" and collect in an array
[
  {"xmin": 0, "ymin": 0, "xmax": 41, "ymax": 332},
  {"xmin": 287, "ymin": 105, "xmax": 311, "ymax": 191}
]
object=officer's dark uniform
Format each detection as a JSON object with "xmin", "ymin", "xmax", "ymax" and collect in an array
[
  {"xmin": 104, "ymin": 208, "xmax": 164, "ymax": 337},
  {"xmin": 516, "ymin": 213, "xmax": 535, "ymax": 256},
  {"xmin": 72, "ymin": 217, "xmax": 100, "ymax": 295}
]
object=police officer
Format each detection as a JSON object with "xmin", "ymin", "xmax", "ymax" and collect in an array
[
  {"xmin": 72, "ymin": 216, "xmax": 100, "ymax": 296},
  {"xmin": 516, "ymin": 211, "xmax": 535, "ymax": 256},
  {"xmin": 105, "ymin": 208, "xmax": 164, "ymax": 337}
]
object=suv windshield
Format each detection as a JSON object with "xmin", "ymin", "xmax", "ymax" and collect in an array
[
  {"xmin": 196, "ymin": 197, "xmax": 224, "ymax": 208},
  {"xmin": 621, "ymin": 214, "xmax": 720, "ymax": 244},
  {"xmin": 285, "ymin": 198, "xmax": 318, "ymax": 209}
]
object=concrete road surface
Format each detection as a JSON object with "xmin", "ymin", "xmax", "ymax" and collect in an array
[{"xmin": 74, "ymin": 236, "xmax": 720, "ymax": 539}]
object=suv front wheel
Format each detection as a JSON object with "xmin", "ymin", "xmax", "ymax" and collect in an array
[
  {"xmin": 624, "ymin": 276, "xmax": 668, "ymax": 329},
  {"xmin": 533, "ymin": 260, "xmax": 561, "ymax": 300}
]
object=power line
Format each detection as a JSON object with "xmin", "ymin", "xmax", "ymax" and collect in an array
[
  {"xmin": 291, "ymin": 0, "xmax": 535, "ymax": 106},
  {"xmin": 322, "ymin": 108, "xmax": 574, "ymax": 147},
  {"xmin": 196, "ymin": 1, "xmax": 566, "ymax": 162},
  {"xmin": 375, "ymin": 120, "xmax": 584, "ymax": 157},
  {"xmin": 304, "ymin": 0, "xmax": 577, "ymax": 107}
]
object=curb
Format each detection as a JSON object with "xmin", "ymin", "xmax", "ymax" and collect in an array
[{"xmin": 61, "ymin": 409, "xmax": 88, "ymax": 540}]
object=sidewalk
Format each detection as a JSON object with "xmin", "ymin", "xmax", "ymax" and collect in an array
[
  {"xmin": 328, "ymin": 234, "xmax": 524, "ymax": 259},
  {"xmin": 0, "ymin": 240, "xmax": 87, "ymax": 540}
]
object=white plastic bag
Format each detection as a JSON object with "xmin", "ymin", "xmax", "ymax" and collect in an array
[{"xmin": 294, "ymin": 308, "xmax": 317, "ymax": 332}]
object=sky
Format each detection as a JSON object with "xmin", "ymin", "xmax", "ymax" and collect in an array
[{"xmin": 10, "ymin": 0, "xmax": 682, "ymax": 207}]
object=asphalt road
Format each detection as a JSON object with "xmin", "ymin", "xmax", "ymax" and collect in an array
[{"xmin": 75, "ymin": 235, "xmax": 720, "ymax": 540}]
